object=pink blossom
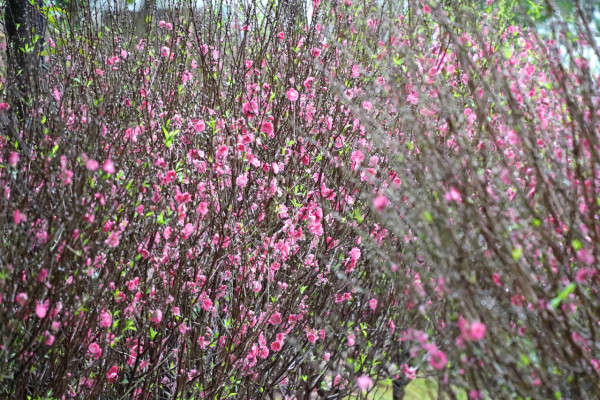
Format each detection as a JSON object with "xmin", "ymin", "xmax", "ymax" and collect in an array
[
  {"xmin": 468, "ymin": 321, "xmax": 487, "ymax": 341},
  {"xmin": 13, "ymin": 209, "xmax": 27, "ymax": 225},
  {"xmin": 357, "ymin": 375, "xmax": 372, "ymax": 391},
  {"xmin": 106, "ymin": 365, "xmax": 119, "ymax": 383},
  {"xmin": 236, "ymin": 174, "xmax": 248, "ymax": 187},
  {"xmin": 60, "ymin": 169, "xmax": 74, "ymax": 185},
  {"xmin": 444, "ymin": 187, "xmax": 462, "ymax": 203},
  {"xmin": 8, "ymin": 152, "xmax": 19, "ymax": 167},
  {"xmin": 103, "ymin": 159, "xmax": 115, "ymax": 174},
  {"xmin": 38, "ymin": 269, "xmax": 48, "ymax": 282},
  {"xmin": 106, "ymin": 232, "xmax": 120, "ymax": 248},
  {"xmin": 44, "ymin": 331, "xmax": 55, "ymax": 346},
  {"xmin": 86, "ymin": 159, "xmax": 99, "ymax": 171},
  {"xmin": 49, "ymin": 322, "xmax": 61, "ymax": 334},
  {"xmin": 270, "ymin": 340, "xmax": 282, "ymax": 351},
  {"xmin": 334, "ymin": 374, "xmax": 341, "ymax": 387},
  {"xmin": 36, "ymin": 300, "xmax": 49, "ymax": 319},
  {"xmin": 406, "ymin": 91, "xmax": 419, "ymax": 105},
  {"xmin": 161, "ymin": 46, "xmax": 170, "ymax": 57},
  {"xmin": 286, "ymin": 88, "xmax": 299, "ymax": 102},
  {"xmin": 269, "ymin": 312, "xmax": 282, "ymax": 325},
  {"xmin": 88, "ymin": 342, "xmax": 102, "ymax": 359},
  {"xmin": 259, "ymin": 346, "xmax": 269, "ymax": 359},
  {"xmin": 492, "ymin": 273, "xmax": 502, "ymax": 286},
  {"xmin": 277, "ymin": 32, "xmax": 285, "ymax": 40},
  {"xmin": 197, "ymin": 202, "xmax": 209, "ymax": 216},
  {"xmin": 150, "ymin": 309, "xmax": 163, "ymax": 324},
  {"xmin": 349, "ymin": 247, "xmax": 361, "ymax": 260},
  {"xmin": 202, "ymin": 298, "xmax": 213, "ymax": 311},
  {"xmin": 347, "ymin": 333, "xmax": 355, "ymax": 346},
  {"xmin": 469, "ymin": 390, "xmax": 482, "ymax": 400},
  {"xmin": 576, "ymin": 267, "xmax": 597, "ymax": 282},
  {"xmin": 369, "ymin": 298, "xmax": 378, "ymax": 311},
  {"xmin": 260, "ymin": 121, "xmax": 274, "ymax": 138},
  {"xmin": 100, "ymin": 312, "xmax": 113, "ymax": 328},
  {"xmin": 310, "ymin": 47, "xmax": 321, "ymax": 58},
  {"xmin": 175, "ymin": 192, "xmax": 191, "ymax": 204},
  {"xmin": 179, "ymin": 323, "xmax": 189, "ymax": 334},
  {"xmin": 194, "ymin": 120, "xmax": 206, "ymax": 133},
  {"xmin": 351, "ymin": 150, "xmax": 364, "ymax": 164},
  {"xmin": 429, "ymin": 348, "xmax": 447, "ymax": 370},
  {"xmin": 577, "ymin": 248, "xmax": 595, "ymax": 265},
  {"xmin": 373, "ymin": 195, "xmax": 389, "ymax": 211},
  {"xmin": 163, "ymin": 170, "xmax": 177, "ymax": 183},
  {"xmin": 0, "ymin": 102, "xmax": 10, "ymax": 111},
  {"xmin": 182, "ymin": 223, "xmax": 194, "ymax": 239},
  {"xmin": 306, "ymin": 331, "xmax": 317, "ymax": 343},
  {"xmin": 242, "ymin": 100, "xmax": 258, "ymax": 117},
  {"xmin": 423, "ymin": 5, "xmax": 432, "ymax": 14},
  {"xmin": 217, "ymin": 145, "xmax": 229, "ymax": 158},
  {"xmin": 15, "ymin": 292, "xmax": 28, "ymax": 306}
]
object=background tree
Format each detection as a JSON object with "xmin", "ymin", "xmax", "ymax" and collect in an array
[{"xmin": 4, "ymin": 0, "xmax": 46, "ymax": 118}]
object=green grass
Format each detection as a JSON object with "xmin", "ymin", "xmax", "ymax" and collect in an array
[{"xmin": 365, "ymin": 378, "xmax": 439, "ymax": 400}]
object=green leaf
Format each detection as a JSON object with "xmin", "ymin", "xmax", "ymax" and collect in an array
[
  {"xmin": 423, "ymin": 211, "xmax": 433, "ymax": 222},
  {"xmin": 122, "ymin": 319, "xmax": 137, "ymax": 332},
  {"xmin": 550, "ymin": 283, "xmax": 576, "ymax": 309},
  {"xmin": 512, "ymin": 247, "xmax": 522, "ymax": 261},
  {"xmin": 354, "ymin": 208, "xmax": 363, "ymax": 223}
]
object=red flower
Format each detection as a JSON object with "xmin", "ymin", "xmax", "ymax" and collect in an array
[
  {"xmin": 260, "ymin": 121, "xmax": 274, "ymax": 138},
  {"xmin": 373, "ymin": 195, "xmax": 389, "ymax": 211},
  {"xmin": 270, "ymin": 341, "xmax": 282, "ymax": 352},
  {"xmin": 106, "ymin": 365, "xmax": 119, "ymax": 383},
  {"xmin": 88, "ymin": 342, "xmax": 102, "ymax": 359},
  {"xmin": 268, "ymin": 312, "xmax": 282, "ymax": 325},
  {"xmin": 13, "ymin": 209, "xmax": 27, "ymax": 225},
  {"xmin": 286, "ymin": 88, "xmax": 299, "ymax": 102}
]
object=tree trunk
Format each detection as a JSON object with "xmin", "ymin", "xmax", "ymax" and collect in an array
[
  {"xmin": 5, "ymin": 0, "xmax": 45, "ymax": 118},
  {"xmin": 134, "ymin": 0, "xmax": 157, "ymax": 38},
  {"xmin": 281, "ymin": 0, "xmax": 307, "ymax": 27},
  {"xmin": 392, "ymin": 376, "xmax": 410, "ymax": 400}
]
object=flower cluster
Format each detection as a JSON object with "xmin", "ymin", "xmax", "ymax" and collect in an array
[{"xmin": 0, "ymin": 0, "xmax": 599, "ymax": 399}]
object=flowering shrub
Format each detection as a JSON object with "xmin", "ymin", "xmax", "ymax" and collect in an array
[{"xmin": 0, "ymin": 0, "xmax": 599, "ymax": 399}]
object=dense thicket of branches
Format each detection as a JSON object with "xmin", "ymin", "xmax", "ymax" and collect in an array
[{"xmin": 0, "ymin": 0, "xmax": 599, "ymax": 399}]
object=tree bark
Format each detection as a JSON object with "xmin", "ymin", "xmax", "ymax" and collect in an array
[
  {"xmin": 5, "ymin": 0, "xmax": 45, "ymax": 118},
  {"xmin": 134, "ymin": 0, "xmax": 157, "ymax": 38},
  {"xmin": 392, "ymin": 376, "xmax": 410, "ymax": 400},
  {"xmin": 281, "ymin": 0, "xmax": 307, "ymax": 27}
]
